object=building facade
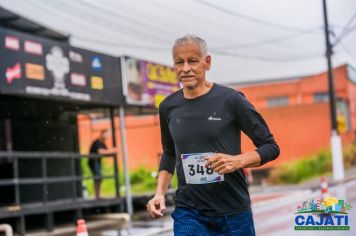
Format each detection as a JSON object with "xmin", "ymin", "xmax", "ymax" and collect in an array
[{"xmin": 235, "ymin": 64, "xmax": 356, "ymax": 168}]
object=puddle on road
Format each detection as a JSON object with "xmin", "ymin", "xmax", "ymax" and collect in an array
[{"xmin": 92, "ymin": 209, "xmax": 174, "ymax": 236}]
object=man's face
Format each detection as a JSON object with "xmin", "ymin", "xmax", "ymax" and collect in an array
[
  {"xmin": 173, "ymin": 41, "xmax": 211, "ymax": 90},
  {"xmin": 100, "ymin": 131, "xmax": 107, "ymax": 142}
]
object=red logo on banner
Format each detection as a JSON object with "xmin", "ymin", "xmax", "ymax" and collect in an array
[
  {"xmin": 6, "ymin": 63, "xmax": 22, "ymax": 84},
  {"xmin": 5, "ymin": 36, "xmax": 20, "ymax": 51},
  {"xmin": 24, "ymin": 40, "xmax": 43, "ymax": 55}
]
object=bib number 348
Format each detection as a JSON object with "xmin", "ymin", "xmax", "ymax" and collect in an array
[{"xmin": 181, "ymin": 153, "xmax": 224, "ymax": 184}]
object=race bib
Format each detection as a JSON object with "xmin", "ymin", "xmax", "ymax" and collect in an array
[{"xmin": 181, "ymin": 152, "xmax": 224, "ymax": 184}]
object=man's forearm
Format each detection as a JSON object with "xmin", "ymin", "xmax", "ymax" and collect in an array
[
  {"xmin": 155, "ymin": 170, "xmax": 173, "ymax": 196},
  {"xmin": 98, "ymin": 147, "xmax": 117, "ymax": 154},
  {"xmin": 240, "ymin": 151, "xmax": 261, "ymax": 168}
]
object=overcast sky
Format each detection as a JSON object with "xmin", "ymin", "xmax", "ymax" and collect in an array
[{"xmin": 1, "ymin": 0, "xmax": 356, "ymax": 83}]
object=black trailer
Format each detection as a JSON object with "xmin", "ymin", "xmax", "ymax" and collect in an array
[{"xmin": 0, "ymin": 7, "xmax": 124, "ymax": 235}]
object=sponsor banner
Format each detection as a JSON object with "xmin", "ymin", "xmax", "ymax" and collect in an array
[
  {"xmin": 25, "ymin": 63, "xmax": 45, "ymax": 80},
  {"xmin": 24, "ymin": 40, "xmax": 43, "ymax": 55},
  {"xmin": 69, "ymin": 50, "xmax": 83, "ymax": 63},
  {"xmin": 71, "ymin": 73, "xmax": 86, "ymax": 86},
  {"xmin": 91, "ymin": 56, "xmax": 102, "ymax": 71},
  {"xmin": 0, "ymin": 27, "xmax": 124, "ymax": 106},
  {"xmin": 70, "ymin": 47, "xmax": 123, "ymax": 105},
  {"xmin": 91, "ymin": 76, "xmax": 103, "ymax": 90},
  {"xmin": 124, "ymin": 56, "xmax": 180, "ymax": 108},
  {"xmin": 6, "ymin": 63, "xmax": 21, "ymax": 84},
  {"xmin": 5, "ymin": 36, "xmax": 20, "ymax": 51}
]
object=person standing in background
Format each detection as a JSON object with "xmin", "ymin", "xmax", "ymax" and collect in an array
[{"xmin": 88, "ymin": 130, "xmax": 109, "ymax": 199}]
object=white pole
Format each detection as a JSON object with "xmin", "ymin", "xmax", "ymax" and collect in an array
[
  {"xmin": 0, "ymin": 224, "xmax": 13, "ymax": 236},
  {"xmin": 331, "ymin": 130, "xmax": 344, "ymax": 181},
  {"xmin": 119, "ymin": 106, "xmax": 133, "ymax": 216},
  {"xmin": 322, "ymin": 0, "xmax": 345, "ymax": 182}
]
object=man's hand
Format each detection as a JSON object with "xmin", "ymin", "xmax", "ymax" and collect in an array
[
  {"xmin": 147, "ymin": 194, "xmax": 166, "ymax": 218},
  {"xmin": 204, "ymin": 153, "xmax": 245, "ymax": 174}
]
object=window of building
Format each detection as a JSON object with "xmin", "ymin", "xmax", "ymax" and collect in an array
[
  {"xmin": 314, "ymin": 92, "xmax": 329, "ymax": 103},
  {"xmin": 267, "ymin": 96, "xmax": 289, "ymax": 108},
  {"xmin": 347, "ymin": 65, "xmax": 356, "ymax": 83}
]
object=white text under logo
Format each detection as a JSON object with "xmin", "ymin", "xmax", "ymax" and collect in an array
[{"xmin": 208, "ymin": 116, "xmax": 221, "ymax": 121}]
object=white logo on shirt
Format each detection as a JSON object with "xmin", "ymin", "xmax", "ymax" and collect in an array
[{"xmin": 208, "ymin": 116, "xmax": 221, "ymax": 121}]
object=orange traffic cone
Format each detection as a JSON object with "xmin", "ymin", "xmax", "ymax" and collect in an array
[
  {"xmin": 76, "ymin": 219, "xmax": 89, "ymax": 236},
  {"xmin": 320, "ymin": 176, "xmax": 329, "ymax": 200}
]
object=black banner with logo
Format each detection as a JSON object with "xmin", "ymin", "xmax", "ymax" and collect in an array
[{"xmin": 0, "ymin": 27, "xmax": 123, "ymax": 106}]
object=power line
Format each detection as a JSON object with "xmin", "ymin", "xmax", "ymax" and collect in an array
[
  {"xmin": 339, "ymin": 42, "xmax": 356, "ymax": 62},
  {"xmin": 77, "ymin": 35, "xmax": 326, "ymax": 63},
  {"xmin": 192, "ymin": 0, "xmax": 307, "ymax": 33},
  {"xmin": 75, "ymin": 32, "xmax": 324, "ymax": 62},
  {"xmin": 330, "ymin": 24, "xmax": 356, "ymax": 62},
  {"xmin": 210, "ymin": 49, "xmax": 323, "ymax": 62},
  {"xmin": 332, "ymin": 12, "xmax": 356, "ymax": 46},
  {"xmin": 73, "ymin": 35, "xmax": 167, "ymax": 51},
  {"xmin": 146, "ymin": 0, "xmax": 324, "ymax": 54},
  {"xmin": 145, "ymin": 0, "xmax": 254, "ymax": 40},
  {"xmin": 15, "ymin": 0, "xmax": 343, "ymax": 63},
  {"xmin": 45, "ymin": 0, "xmax": 172, "ymax": 44},
  {"xmin": 43, "ymin": 1, "xmax": 325, "ymax": 62},
  {"xmin": 28, "ymin": 0, "xmax": 168, "ymax": 52},
  {"xmin": 146, "ymin": 0, "xmax": 323, "ymax": 53},
  {"xmin": 29, "ymin": 0, "xmax": 158, "ymax": 47},
  {"xmin": 212, "ymin": 27, "xmax": 322, "ymax": 50},
  {"xmin": 331, "ymin": 24, "xmax": 356, "ymax": 32},
  {"xmin": 75, "ymin": 0, "xmax": 176, "ymax": 39}
]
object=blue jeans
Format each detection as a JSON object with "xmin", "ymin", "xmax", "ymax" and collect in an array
[{"xmin": 172, "ymin": 207, "xmax": 255, "ymax": 236}]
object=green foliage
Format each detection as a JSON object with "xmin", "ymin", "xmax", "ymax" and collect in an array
[
  {"xmin": 268, "ymin": 143, "xmax": 356, "ymax": 184},
  {"xmin": 80, "ymin": 157, "xmax": 94, "ymax": 195},
  {"xmin": 129, "ymin": 167, "xmax": 179, "ymax": 194},
  {"xmin": 268, "ymin": 150, "xmax": 331, "ymax": 184},
  {"xmin": 81, "ymin": 160, "xmax": 174, "ymax": 196},
  {"xmin": 344, "ymin": 143, "xmax": 356, "ymax": 168},
  {"xmin": 171, "ymin": 172, "xmax": 178, "ymax": 188},
  {"xmin": 129, "ymin": 167, "xmax": 157, "ymax": 194},
  {"xmin": 81, "ymin": 158, "xmax": 121, "ymax": 197},
  {"xmin": 130, "ymin": 167, "xmax": 155, "ymax": 185}
]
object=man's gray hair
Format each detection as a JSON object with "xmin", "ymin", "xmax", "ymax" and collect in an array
[{"xmin": 172, "ymin": 34, "xmax": 208, "ymax": 57}]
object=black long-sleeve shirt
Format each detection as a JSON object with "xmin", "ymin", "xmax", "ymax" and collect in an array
[{"xmin": 159, "ymin": 83, "xmax": 279, "ymax": 216}]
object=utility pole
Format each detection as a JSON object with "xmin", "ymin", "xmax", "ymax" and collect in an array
[{"xmin": 322, "ymin": 0, "xmax": 344, "ymax": 181}]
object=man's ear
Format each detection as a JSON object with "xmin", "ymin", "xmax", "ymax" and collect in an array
[{"xmin": 205, "ymin": 55, "xmax": 212, "ymax": 71}]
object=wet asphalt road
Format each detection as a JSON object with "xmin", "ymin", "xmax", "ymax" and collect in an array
[{"xmin": 98, "ymin": 179, "xmax": 356, "ymax": 236}]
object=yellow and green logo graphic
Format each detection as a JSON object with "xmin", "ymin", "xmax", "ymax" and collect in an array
[{"xmin": 294, "ymin": 197, "xmax": 351, "ymax": 231}]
